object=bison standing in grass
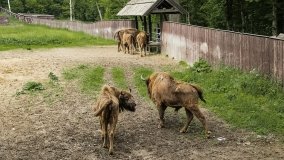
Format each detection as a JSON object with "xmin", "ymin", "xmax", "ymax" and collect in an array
[
  {"xmin": 93, "ymin": 84, "xmax": 136, "ymax": 155},
  {"xmin": 141, "ymin": 72, "xmax": 210, "ymax": 138}
]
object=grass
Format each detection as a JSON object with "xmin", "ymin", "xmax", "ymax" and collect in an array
[
  {"xmin": 133, "ymin": 67, "xmax": 153, "ymax": 99},
  {"xmin": 111, "ymin": 67, "xmax": 128, "ymax": 90},
  {"xmin": 171, "ymin": 60, "xmax": 284, "ymax": 136},
  {"xmin": 132, "ymin": 61, "xmax": 284, "ymax": 137},
  {"xmin": 63, "ymin": 65, "xmax": 105, "ymax": 93},
  {"xmin": 0, "ymin": 16, "xmax": 115, "ymax": 51}
]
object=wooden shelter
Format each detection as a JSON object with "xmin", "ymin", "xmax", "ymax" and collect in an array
[{"xmin": 117, "ymin": 0, "xmax": 188, "ymax": 51}]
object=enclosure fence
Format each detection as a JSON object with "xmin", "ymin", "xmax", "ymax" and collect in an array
[
  {"xmin": 162, "ymin": 22, "xmax": 284, "ymax": 87},
  {"xmin": 31, "ymin": 19, "xmax": 135, "ymax": 39},
  {"xmin": 0, "ymin": 7, "xmax": 135, "ymax": 39}
]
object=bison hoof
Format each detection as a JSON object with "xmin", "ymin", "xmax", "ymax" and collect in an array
[
  {"xmin": 180, "ymin": 128, "xmax": 187, "ymax": 133},
  {"xmin": 206, "ymin": 131, "xmax": 212, "ymax": 138},
  {"xmin": 109, "ymin": 150, "xmax": 114, "ymax": 155},
  {"xmin": 158, "ymin": 124, "xmax": 165, "ymax": 128}
]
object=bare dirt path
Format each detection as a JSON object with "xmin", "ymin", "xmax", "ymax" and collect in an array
[{"xmin": 0, "ymin": 46, "xmax": 283, "ymax": 160}]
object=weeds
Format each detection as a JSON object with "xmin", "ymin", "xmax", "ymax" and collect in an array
[
  {"xmin": 111, "ymin": 67, "xmax": 128, "ymax": 90},
  {"xmin": 133, "ymin": 67, "xmax": 153, "ymax": 98},
  {"xmin": 63, "ymin": 65, "xmax": 105, "ymax": 93},
  {"xmin": 23, "ymin": 81, "xmax": 44, "ymax": 91},
  {"xmin": 48, "ymin": 72, "xmax": 59, "ymax": 81}
]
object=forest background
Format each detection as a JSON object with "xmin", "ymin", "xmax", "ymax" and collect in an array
[{"xmin": 0, "ymin": 0, "xmax": 284, "ymax": 36}]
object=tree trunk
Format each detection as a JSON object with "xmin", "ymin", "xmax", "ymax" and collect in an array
[
  {"xmin": 240, "ymin": 0, "xmax": 245, "ymax": 32},
  {"xmin": 7, "ymin": 0, "xmax": 11, "ymax": 12},
  {"xmin": 225, "ymin": 0, "xmax": 233, "ymax": 30},
  {"xmin": 272, "ymin": 0, "xmax": 277, "ymax": 36}
]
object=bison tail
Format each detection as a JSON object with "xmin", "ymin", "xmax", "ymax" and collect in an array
[
  {"xmin": 191, "ymin": 84, "xmax": 206, "ymax": 103},
  {"xmin": 94, "ymin": 99, "xmax": 113, "ymax": 117}
]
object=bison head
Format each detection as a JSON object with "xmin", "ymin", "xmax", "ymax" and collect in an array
[{"xmin": 119, "ymin": 90, "xmax": 136, "ymax": 112}]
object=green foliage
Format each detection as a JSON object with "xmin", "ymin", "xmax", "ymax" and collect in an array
[
  {"xmin": 178, "ymin": 61, "xmax": 189, "ymax": 67},
  {"xmin": 48, "ymin": 72, "xmax": 59, "ymax": 82},
  {"xmin": 63, "ymin": 65, "xmax": 105, "ymax": 93},
  {"xmin": 111, "ymin": 67, "xmax": 127, "ymax": 90},
  {"xmin": 133, "ymin": 67, "xmax": 153, "ymax": 99},
  {"xmin": 23, "ymin": 81, "xmax": 45, "ymax": 91},
  {"xmin": 190, "ymin": 59, "xmax": 212, "ymax": 73},
  {"xmin": 0, "ymin": 22, "xmax": 115, "ymax": 51},
  {"xmin": 170, "ymin": 59, "xmax": 284, "ymax": 135}
]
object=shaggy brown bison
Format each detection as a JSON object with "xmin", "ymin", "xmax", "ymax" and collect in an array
[
  {"xmin": 93, "ymin": 85, "xmax": 136, "ymax": 154},
  {"xmin": 122, "ymin": 33, "xmax": 135, "ymax": 54},
  {"xmin": 113, "ymin": 28, "xmax": 138, "ymax": 52},
  {"xmin": 136, "ymin": 31, "xmax": 149, "ymax": 57},
  {"xmin": 141, "ymin": 72, "xmax": 210, "ymax": 138}
]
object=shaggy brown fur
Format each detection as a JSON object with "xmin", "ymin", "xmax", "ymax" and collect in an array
[
  {"xmin": 122, "ymin": 33, "xmax": 135, "ymax": 55},
  {"xmin": 114, "ymin": 28, "xmax": 138, "ymax": 52},
  {"xmin": 136, "ymin": 31, "xmax": 149, "ymax": 57},
  {"xmin": 142, "ymin": 72, "xmax": 210, "ymax": 138},
  {"xmin": 93, "ymin": 85, "xmax": 136, "ymax": 154}
]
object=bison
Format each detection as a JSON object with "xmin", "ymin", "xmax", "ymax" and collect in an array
[
  {"xmin": 122, "ymin": 32, "xmax": 135, "ymax": 55},
  {"xmin": 141, "ymin": 72, "xmax": 210, "ymax": 137},
  {"xmin": 114, "ymin": 28, "xmax": 138, "ymax": 52},
  {"xmin": 136, "ymin": 31, "xmax": 149, "ymax": 57},
  {"xmin": 93, "ymin": 84, "xmax": 136, "ymax": 154}
]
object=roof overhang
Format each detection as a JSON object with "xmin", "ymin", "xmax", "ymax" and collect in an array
[{"xmin": 117, "ymin": 0, "xmax": 188, "ymax": 16}]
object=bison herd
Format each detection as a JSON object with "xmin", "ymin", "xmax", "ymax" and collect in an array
[
  {"xmin": 114, "ymin": 28, "xmax": 149, "ymax": 57},
  {"xmin": 93, "ymin": 72, "xmax": 210, "ymax": 155}
]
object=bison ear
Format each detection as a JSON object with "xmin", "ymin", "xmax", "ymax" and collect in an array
[{"xmin": 119, "ymin": 91, "xmax": 124, "ymax": 99}]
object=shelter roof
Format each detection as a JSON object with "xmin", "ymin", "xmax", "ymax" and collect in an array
[{"xmin": 117, "ymin": 0, "xmax": 188, "ymax": 16}]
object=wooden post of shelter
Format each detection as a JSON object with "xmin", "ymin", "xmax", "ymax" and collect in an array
[
  {"xmin": 117, "ymin": 0, "xmax": 188, "ymax": 53},
  {"xmin": 148, "ymin": 15, "xmax": 152, "ymax": 41}
]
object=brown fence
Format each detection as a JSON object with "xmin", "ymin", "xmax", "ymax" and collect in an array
[
  {"xmin": 0, "ymin": 7, "xmax": 135, "ymax": 39},
  {"xmin": 32, "ymin": 19, "xmax": 136, "ymax": 39},
  {"xmin": 162, "ymin": 21, "xmax": 284, "ymax": 87}
]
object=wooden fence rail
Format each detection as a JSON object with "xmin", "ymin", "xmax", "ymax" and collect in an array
[
  {"xmin": 31, "ymin": 19, "xmax": 135, "ymax": 39},
  {"xmin": 162, "ymin": 21, "xmax": 284, "ymax": 87},
  {"xmin": 0, "ymin": 7, "xmax": 135, "ymax": 39}
]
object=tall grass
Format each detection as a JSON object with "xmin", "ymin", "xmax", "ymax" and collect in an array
[
  {"xmin": 111, "ymin": 67, "xmax": 128, "ymax": 90},
  {"xmin": 0, "ymin": 17, "xmax": 115, "ymax": 51},
  {"xmin": 133, "ymin": 67, "xmax": 153, "ymax": 99},
  {"xmin": 132, "ymin": 61, "xmax": 284, "ymax": 136},
  {"xmin": 63, "ymin": 65, "xmax": 105, "ymax": 93},
  {"xmin": 172, "ymin": 60, "xmax": 284, "ymax": 136}
]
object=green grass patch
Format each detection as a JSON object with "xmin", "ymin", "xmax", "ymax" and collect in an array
[
  {"xmin": 63, "ymin": 65, "xmax": 105, "ymax": 93},
  {"xmin": 22, "ymin": 81, "xmax": 45, "ymax": 92},
  {"xmin": 111, "ymin": 67, "xmax": 128, "ymax": 90},
  {"xmin": 133, "ymin": 67, "xmax": 153, "ymax": 98},
  {"xmin": 171, "ymin": 60, "xmax": 284, "ymax": 136},
  {"xmin": 0, "ymin": 17, "xmax": 115, "ymax": 51},
  {"xmin": 132, "ymin": 60, "xmax": 284, "ymax": 136}
]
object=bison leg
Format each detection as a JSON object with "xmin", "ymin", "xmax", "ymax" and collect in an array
[
  {"xmin": 188, "ymin": 105, "xmax": 210, "ymax": 138},
  {"xmin": 108, "ymin": 115, "xmax": 118, "ymax": 155},
  {"xmin": 143, "ymin": 45, "xmax": 146, "ymax": 57},
  {"xmin": 180, "ymin": 109, "xmax": 193, "ymax": 133},
  {"xmin": 101, "ymin": 117, "xmax": 108, "ymax": 148},
  {"xmin": 157, "ymin": 104, "xmax": 167, "ymax": 128},
  {"xmin": 117, "ymin": 42, "xmax": 121, "ymax": 52},
  {"xmin": 139, "ymin": 46, "xmax": 143, "ymax": 57}
]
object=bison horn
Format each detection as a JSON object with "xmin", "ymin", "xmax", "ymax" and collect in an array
[{"xmin": 140, "ymin": 75, "xmax": 146, "ymax": 81}]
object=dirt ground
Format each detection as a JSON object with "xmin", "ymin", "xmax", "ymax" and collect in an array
[{"xmin": 0, "ymin": 46, "xmax": 283, "ymax": 160}]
